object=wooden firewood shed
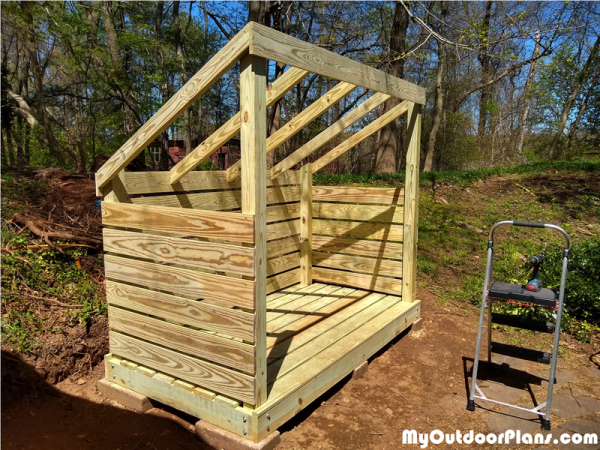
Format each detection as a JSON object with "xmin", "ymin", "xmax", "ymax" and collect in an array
[{"xmin": 96, "ymin": 22, "xmax": 425, "ymax": 445}]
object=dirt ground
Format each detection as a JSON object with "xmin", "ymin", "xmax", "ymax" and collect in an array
[
  {"xmin": 2, "ymin": 170, "xmax": 599, "ymax": 449},
  {"xmin": 3, "ymin": 288, "xmax": 599, "ymax": 449}
]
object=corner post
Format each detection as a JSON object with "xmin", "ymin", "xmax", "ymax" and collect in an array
[
  {"xmin": 402, "ymin": 102, "xmax": 421, "ymax": 302},
  {"xmin": 300, "ymin": 163, "xmax": 313, "ymax": 285},
  {"xmin": 240, "ymin": 54, "xmax": 267, "ymax": 407}
]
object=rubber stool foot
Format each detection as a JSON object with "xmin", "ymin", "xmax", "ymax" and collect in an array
[
  {"xmin": 541, "ymin": 419, "xmax": 551, "ymax": 431},
  {"xmin": 466, "ymin": 400, "xmax": 475, "ymax": 411}
]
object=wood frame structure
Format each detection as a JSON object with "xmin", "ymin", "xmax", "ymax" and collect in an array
[{"xmin": 98, "ymin": 22, "xmax": 424, "ymax": 443}]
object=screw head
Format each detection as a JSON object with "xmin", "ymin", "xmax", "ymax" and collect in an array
[
  {"xmin": 243, "ymin": 417, "xmax": 247, "ymax": 423},
  {"xmin": 266, "ymin": 413, "xmax": 270, "ymax": 420},
  {"xmin": 243, "ymin": 430, "xmax": 247, "ymax": 436},
  {"xmin": 111, "ymin": 364, "xmax": 115, "ymax": 369},
  {"xmin": 266, "ymin": 426, "xmax": 270, "ymax": 432},
  {"xmin": 112, "ymin": 374, "xmax": 116, "ymax": 379}
]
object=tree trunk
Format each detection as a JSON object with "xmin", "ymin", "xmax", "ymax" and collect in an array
[
  {"xmin": 174, "ymin": 1, "xmax": 192, "ymax": 155},
  {"xmin": 516, "ymin": 31, "xmax": 540, "ymax": 158},
  {"xmin": 21, "ymin": 1, "xmax": 63, "ymax": 164},
  {"xmin": 375, "ymin": 1, "xmax": 408, "ymax": 173},
  {"xmin": 548, "ymin": 33, "xmax": 600, "ymax": 160},
  {"xmin": 476, "ymin": 1, "xmax": 493, "ymax": 155},
  {"xmin": 423, "ymin": 1, "xmax": 448, "ymax": 172}
]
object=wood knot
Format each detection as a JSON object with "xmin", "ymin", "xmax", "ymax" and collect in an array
[{"xmin": 244, "ymin": 112, "xmax": 249, "ymax": 122}]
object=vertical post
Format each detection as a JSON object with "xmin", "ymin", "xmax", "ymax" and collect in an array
[
  {"xmin": 300, "ymin": 163, "xmax": 313, "ymax": 285},
  {"xmin": 97, "ymin": 171, "xmax": 129, "ymax": 203},
  {"xmin": 402, "ymin": 102, "xmax": 421, "ymax": 302},
  {"xmin": 240, "ymin": 54, "xmax": 267, "ymax": 407}
]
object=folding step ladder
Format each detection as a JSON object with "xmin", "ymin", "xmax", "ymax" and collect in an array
[{"xmin": 467, "ymin": 221, "xmax": 570, "ymax": 431}]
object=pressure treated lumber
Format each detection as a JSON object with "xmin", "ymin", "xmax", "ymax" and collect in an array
[
  {"xmin": 102, "ymin": 202, "xmax": 254, "ymax": 243},
  {"xmin": 249, "ymin": 23, "xmax": 426, "ymax": 105},
  {"xmin": 170, "ymin": 67, "xmax": 309, "ymax": 184},
  {"xmin": 106, "ymin": 281, "xmax": 255, "ymax": 341},
  {"xmin": 96, "ymin": 24, "xmax": 251, "ymax": 192},
  {"xmin": 105, "ymin": 355, "xmax": 253, "ymax": 438},
  {"xmin": 104, "ymin": 255, "xmax": 255, "ymax": 309},
  {"xmin": 122, "ymin": 170, "xmax": 300, "ymax": 196},
  {"xmin": 312, "ymin": 186, "xmax": 404, "ymax": 205},
  {"xmin": 267, "ymin": 268, "xmax": 301, "ymax": 294},
  {"xmin": 312, "ymin": 252, "xmax": 402, "ymax": 278},
  {"xmin": 267, "ymin": 252, "xmax": 300, "ymax": 276},
  {"xmin": 266, "ymin": 204, "xmax": 300, "ymax": 223},
  {"xmin": 312, "ymin": 219, "xmax": 404, "ymax": 242},
  {"xmin": 402, "ymin": 103, "xmax": 421, "ymax": 303},
  {"xmin": 312, "ymin": 203, "xmax": 404, "ymax": 223},
  {"xmin": 312, "ymin": 235, "xmax": 403, "ymax": 260},
  {"xmin": 253, "ymin": 299, "xmax": 420, "ymax": 441},
  {"xmin": 271, "ymin": 92, "xmax": 390, "ymax": 178},
  {"xmin": 103, "ymin": 228, "xmax": 254, "ymax": 276},
  {"xmin": 267, "ymin": 235, "xmax": 301, "ymax": 259},
  {"xmin": 239, "ymin": 55, "xmax": 268, "ymax": 406},
  {"xmin": 300, "ymin": 164, "xmax": 312, "ymax": 285},
  {"xmin": 312, "ymin": 101, "xmax": 409, "ymax": 173},
  {"xmin": 266, "ymin": 219, "xmax": 300, "ymax": 242},
  {"xmin": 129, "ymin": 185, "xmax": 300, "ymax": 212},
  {"xmin": 228, "ymin": 81, "xmax": 357, "ymax": 181},
  {"xmin": 313, "ymin": 267, "xmax": 402, "ymax": 296},
  {"xmin": 109, "ymin": 331, "xmax": 255, "ymax": 404},
  {"xmin": 109, "ymin": 307, "xmax": 254, "ymax": 373}
]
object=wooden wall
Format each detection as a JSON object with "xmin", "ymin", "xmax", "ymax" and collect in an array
[{"xmin": 310, "ymin": 186, "xmax": 405, "ymax": 297}]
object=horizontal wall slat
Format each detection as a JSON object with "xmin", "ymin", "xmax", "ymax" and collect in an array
[
  {"xmin": 106, "ymin": 281, "xmax": 254, "ymax": 341},
  {"xmin": 267, "ymin": 268, "xmax": 301, "ymax": 294},
  {"xmin": 313, "ymin": 186, "xmax": 404, "ymax": 205},
  {"xmin": 122, "ymin": 170, "xmax": 300, "ymax": 195},
  {"xmin": 313, "ymin": 219, "xmax": 403, "ymax": 242},
  {"xmin": 266, "ymin": 219, "xmax": 300, "ymax": 242},
  {"xmin": 109, "ymin": 331, "xmax": 255, "ymax": 404},
  {"xmin": 313, "ymin": 203, "xmax": 404, "ymax": 224},
  {"xmin": 109, "ymin": 307, "xmax": 254, "ymax": 373},
  {"xmin": 267, "ymin": 252, "xmax": 300, "ymax": 276},
  {"xmin": 103, "ymin": 229, "xmax": 254, "ymax": 276},
  {"xmin": 266, "ymin": 203, "xmax": 300, "ymax": 223},
  {"xmin": 313, "ymin": 267, "xmax": 403, "ymax": 296},
  {"xmin": 267, "ymin": 236, "xmax": 302, "ymax": 259},
  {"xmin": 130, "ymin": 186, "xmax": 300, "ymax": 210},
  {"xmin": 102, "ymin": 202, "xmax": 254, "ymax": 243},
  {"xmin": 312, "ymin": 252, "xmax": 403, "ymax": 278},
  {"xmin": 105, "ymin": 255, "xmax": 254, "ymax": 309},
  {"xmin": 312, "ymin": 236, "xmax": 403, "ymax": 260}
]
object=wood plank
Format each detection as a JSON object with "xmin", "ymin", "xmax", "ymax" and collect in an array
[
  {"xmin": 313, "ymin": 203, "xmax": 404, "ymax": 224},
  {"xmin": 106, "ymin": 355, "xmax": 253, "ymax": 439},
  {"xmin": 271, "ymin": 92, "xmax": 390, "ymax": 178},
  {"xmin": 312, "ymin": 235, "xmax": 403, "ymax": 260},
  {"xmin": 104, "ymin": 255, "xmax": 254, "ymax": 309},
  {"xmin": 109, "ymin": 331, "xmax": 255, "ymax": 404},
  {"xmin": 106, "ymin": 281, "xmax": 254, "ymax": 341},
  {"xmin": 267, "ymin": 252, "xmax": 300, "ymax": 276},
  {"xmin": 102, "ymin": 202, "xmax": 254, "ymax": 243},
  {"xmin": 253, "ymin": 300, "xmax": 420, "ymax": 441},
  {"xmin": 266, "ymin": 203, "xmax": 300, "ymax": 223},
  {"xmin": 311, "ymin": 101, "xmax": 409, "ymax": 173},
  {"xmin": 267, "ymin": 235, "xmax": 301, "ymax": 259},
  {"xmin": 313, "ymin": 219, "xmax": 403, "ymax": 242},
  {"xmin": 130, "ymin": 185, "xmax": 299, "ymax": 210},
  {"xmin": 313, "ymin": 267, "xmax": 402, "ymax": 296},
  {"xmin": 239, "ymin": 55, "xmax": 268, "ymax": 407},
  {"xmin": 122, "ymin": 170, "xmax": 300, "ymax": 196},
  {"xmin": 103, "ymin": 229, "xmax": 254, "ymax": 276},
  {"xmin": 266, "ymin": 219, "xmax": 300, "ymax": 242},
  {"xmin": 266, "ymin": 283, "xmax": 328, "ymax": 310},
  {"xmin": 109, "ymin": 307, "xmax": 254, "ymax": 373},
  {"xmin": 266, "ymin": 290, "xmax": 387, "ymax": 360},
  {"xmin": 249, "ymin": 23, "xmax": 426, "ymax": 105},
  {"xmin": 300, "ymin": 164, "xmax": 312, "ymax": 285},
  {"xmin": 266, "ymin": 268, "xmax": 300, "ymax": 294},
  {"xmin": 312, "ymin": 186, "xmax": 404, "ymax": 205},
  {"xmin": 312, "ymin": 252, "xmax": 402, "ymax": 278},
  {"xmin": 170, "ymin": 68, "xmax": 309, "ymax": 184},
  {"xmin": 95, "ymin": 24, "xmax": 251, "ymax": 192},
  {"xmin": 267, "ymin": 293, "xmax": 392, "ymax": 380},
  {"xmin": 228, "ymin": 82, "xmax": 357, "ymax": 181},
  {"xmin": 403, "ymin": 103, "xmax": 421, "ymax": 303}
]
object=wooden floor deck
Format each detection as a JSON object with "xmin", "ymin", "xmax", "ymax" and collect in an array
[{"xmin": 105, "ymin": 282, "xmax": 420, "ymax": 442}]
